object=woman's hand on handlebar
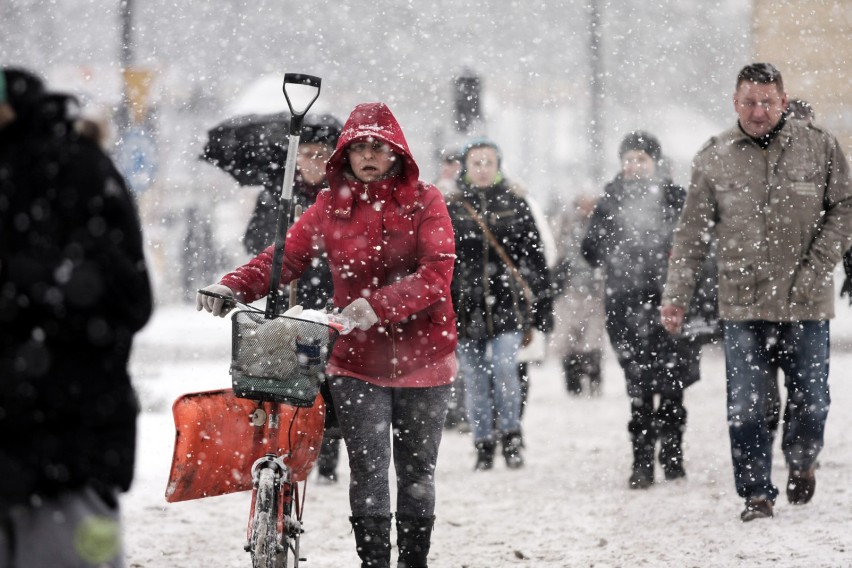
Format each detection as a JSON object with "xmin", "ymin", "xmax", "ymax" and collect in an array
[{"xmin": 196, "ymin": 284, "xmax": 236, "ymax": 317}]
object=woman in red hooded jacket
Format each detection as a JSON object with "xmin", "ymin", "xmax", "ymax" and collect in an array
[{"xmin": 198, "ymin": 102, "xmax": 456, "ymax": 568}]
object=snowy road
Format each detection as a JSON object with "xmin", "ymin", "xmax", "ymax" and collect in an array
[{"xmin": 124, "ymin": 305, "xmax": 852, "ymax": 568}]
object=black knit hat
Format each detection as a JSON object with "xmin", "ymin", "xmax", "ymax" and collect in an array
[
  {"xmin": 300, "ymin": 113, "xmax": 343, "ymax": 147},
  {"xmin": 618, "ymin": 130, "xmax": 662, "ymax": 161}
]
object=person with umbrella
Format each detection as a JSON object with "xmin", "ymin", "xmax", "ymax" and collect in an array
[
  {"xmin": 198, "ymin": 102, "xmax": 457, "ymax": 568},
  {"xmin": 240, "ymin": 114, "xmax": 345, "ymax": 484}
]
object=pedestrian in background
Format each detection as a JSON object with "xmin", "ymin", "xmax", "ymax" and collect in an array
[
  {"xmin": 550, "ymin": 193, "xmax": 606, "ymax": 397},
  {"xmin": 661, "ymin": 63, "xmax": 852, "ymax": 521},
  {"xmin": 583, "ymin": 131, "xmax": 701, "ymax": 489},
  {"xmin": 447, "ymin": 138, "xmax": 552, "ymax": 471},
  {"xmin": 0, "ymin": 67, "xmax": 153, "ymax": 567},
  {"xmin": 199, "ymin": 102, "xmax": 457, "ymax": 568},
  {"xmin": 241, "ymin": 113, "xmax": 345, "ymax": 484}
]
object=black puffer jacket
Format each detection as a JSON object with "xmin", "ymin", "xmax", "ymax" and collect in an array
[
  {"xmin": 243, "ymin": 179, "xmax": 333, "ymax": 310},
  {"xmin": 582, "ymin": 174, "xmax": 684, "ymax": 296},
  {"xmin": 0, "ymin": 89, "xmax": 152, "ymax": 506},
  {"xmin": 582, "ymin": 174, "xmax": 700, "ymax": 396},
  {"xmin": 448, "ymin": 181, "xmax": 552, "ymax": 340}
]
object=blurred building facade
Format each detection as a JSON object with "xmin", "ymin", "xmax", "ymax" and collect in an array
[{"xmin": 752, "ymin": 0, "xmax": 852, "ymax": 151}]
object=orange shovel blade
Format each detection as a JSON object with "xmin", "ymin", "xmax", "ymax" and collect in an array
[{"xmin": 165, "ymin": 388, "xmax": 325, "ymax": 503}]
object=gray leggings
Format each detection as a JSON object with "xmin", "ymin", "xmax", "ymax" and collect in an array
[{"xmin": 328, "ymin": 376, "xmax": 451, "ymax": 518}]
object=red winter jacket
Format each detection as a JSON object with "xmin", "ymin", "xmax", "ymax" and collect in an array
[{"xmin": 221, "ymin": 103, "xmax": 458, "ymax": 387}]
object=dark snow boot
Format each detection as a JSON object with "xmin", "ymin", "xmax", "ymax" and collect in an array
[
  {"xmin": 474, "ymin": 440, "xmax": 496, "ymax": 471},
  {"xmin": 563, "ymin": 355, "xmax": 583, "ymax": 395},
  {"xmin": 586, "ymin": 350, "xmax": 603, "ymax": 396},
  {"xmin": 502, "ymin": 432, "xmax": 525, "ymax": 469},
  {"xmin": 317, "ymin": 435, "xmax": 340, "ymax": 483},
  {"xmin": 629, "ymin": 446, "xmax": 655, "ymax": 489},
  {"xmin": 657, "ymin": 398, "xmax": 687, "ymax": 481},
  {"xmin": 350, "ymin": 515, "xmax": 392, "ymax": 568},
  {"xmin": 628, "ymin": 398, "xmax": 656, "ymax": 489},
  {"xmin": 396, "ymin": 515, "xmax": 435, "ymax": 568}
]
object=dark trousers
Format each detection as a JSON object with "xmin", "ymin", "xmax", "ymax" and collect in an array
[{"xmin": 328, "ymin": 376, "xmax": 451, "ymax": 517}]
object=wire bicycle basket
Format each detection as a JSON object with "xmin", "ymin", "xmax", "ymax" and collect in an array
[{"xmin": 231, "ymin": 310, "xmax": 340, "ymax": 407}]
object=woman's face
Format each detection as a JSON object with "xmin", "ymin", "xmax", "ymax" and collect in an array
[
  {"xmin": 621, "ymin": 150, "xmax": 656, "ymax": 181},
  {"xmin": 465, "ymin": 147, "xmax": 500, "ymax": 188},
  {"xmin": 347, "ymin": 137, "xmax": 397, "ymax": 182},
  {"xmin": 296, "ymin": 142, "xmax": 333, "ymax": 185}
]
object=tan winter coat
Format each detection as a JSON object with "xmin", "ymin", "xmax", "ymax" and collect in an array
[{"xmin": 663, "ymin": 118, "xmax": 852, "ymax": 322}]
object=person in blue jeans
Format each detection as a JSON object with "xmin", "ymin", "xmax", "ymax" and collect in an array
[
  {"xmin": 447, "ymin": 139, "xmax": 552, "ymax": 471},
  {"xmin": 661, "ymin": 63, "xmax": 852, "ymax": 521}
]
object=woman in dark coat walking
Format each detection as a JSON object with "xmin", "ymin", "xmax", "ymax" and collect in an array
[
  {"xmin": 582, "ymin": 131, "xmax": 700, "ymax": 489},
  {"xmin": 447, "ymin": 138, "xmax": 552, "ymax": 471}
]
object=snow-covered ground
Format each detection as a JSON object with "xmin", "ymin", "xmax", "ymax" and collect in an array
[{"xmin": 124, "ymin": 303, "xmax": 852, "ymax": 568}]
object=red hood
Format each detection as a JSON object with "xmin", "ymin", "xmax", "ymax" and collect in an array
[{"xmin": 326, "ymin": 102, "xmax": 420, "ymax": 192}]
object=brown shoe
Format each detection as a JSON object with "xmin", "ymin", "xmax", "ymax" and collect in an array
[
  {"xmin": 740, "ymin": 497, "xmax": 774, "ymax": 522},
  {"xmin": 787, "ymin": 465, "xmax": 817, "ymax": 504}
]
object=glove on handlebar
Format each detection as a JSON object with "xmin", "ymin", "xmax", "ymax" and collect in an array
[{"xmin": 341, "ymin": 298, "xmax": 378, "ymax": 330}]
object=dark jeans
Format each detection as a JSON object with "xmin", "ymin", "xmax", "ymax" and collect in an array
[
  {"xmin": 723, "ymin": 320, "xmax": 830, "ymax": 501},
  {"xmin": 328, "ymin": 376, "xmax": 451, "ymax": 518}
]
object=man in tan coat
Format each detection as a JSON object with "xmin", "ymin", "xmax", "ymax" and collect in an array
[{"xmin": 660, "ymin": 63, "xmax": 852, "ymax": 522}]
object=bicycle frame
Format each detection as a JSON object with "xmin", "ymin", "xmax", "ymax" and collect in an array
[{"xmin": 246, "ymin": 453, "xmax": 302, "ymax": 568}]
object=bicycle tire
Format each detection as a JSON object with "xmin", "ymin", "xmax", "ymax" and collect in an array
[{"xmin": 251, "ymin": 468, "xmax": 284, "ymax": 568}]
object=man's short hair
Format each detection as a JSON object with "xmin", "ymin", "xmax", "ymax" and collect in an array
[{"xmin": 736, "ymin": 62, "xmax": 784, "ymax": 92}]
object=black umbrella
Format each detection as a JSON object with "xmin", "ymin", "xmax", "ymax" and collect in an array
[
  {"xmin": 200, "ymin": 112, "xmax": 290, "ymax": 187},
  {"xmin": 200, "ymin": 112, "xmax": 342, "ymax": 188}
]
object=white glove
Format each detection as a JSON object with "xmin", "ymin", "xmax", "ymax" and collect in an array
[
  {"xmin": 196, "ymin": 283, "xmax": 236, "ymax": 317},
  {"xmin": 341, "ymin": 298, "xmax": 379, "ymax": 330}
]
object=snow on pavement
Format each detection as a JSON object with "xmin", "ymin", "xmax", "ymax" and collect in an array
[{"xmin": 124, "ymin": 304, "xmax": 852, "ymax": 567}]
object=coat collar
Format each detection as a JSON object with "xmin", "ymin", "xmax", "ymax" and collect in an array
[{"xmin": 328, "ymin": 174, "xmax": 424, "ymax": 218}]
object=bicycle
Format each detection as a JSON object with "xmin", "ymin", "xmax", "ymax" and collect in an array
[{"xmin": 166, "ymin": 294, "xmax": 353, "ymax": 568}]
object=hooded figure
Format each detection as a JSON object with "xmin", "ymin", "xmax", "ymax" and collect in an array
[{"xmin": 199, "ymin": 102, "xmax": 457, "ymax": 568}]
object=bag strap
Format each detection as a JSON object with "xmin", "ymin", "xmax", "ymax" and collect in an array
[{"xmin": 460, "ymin": 200, "xmax": 535, "ymax": 310}]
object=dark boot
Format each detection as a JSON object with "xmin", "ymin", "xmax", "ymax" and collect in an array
[
  {"xmin": 563, "ymin": 355, "xmax": 583, "ymax": 395},
  {"xmin": 396, "ymin": 515, "xmax": 435, "ymax": 568},
  {"xmin": 657, "ymin": 397, "xmax": 687, "ymax": 481},
  {"xmin": 502, "ymin": 432, "xmax": 525, "ymax": 469},
  {"xmin": 628, "ymin": 397, "xmax": 655, "ymax": 489},
  {"xmin": 586, "ymin": 350, "xmax": 603, "ymax": 396},
  {"xmin": 350, "ymin": 515, "xmax": 392, "ymax": 568},
  {"xmin": 474, "ymin": 440, "xmax": 496, "ymax": 471},
  {"xmin": 317, "ymin": 435, "xmax": 340, "ymax": 483}
]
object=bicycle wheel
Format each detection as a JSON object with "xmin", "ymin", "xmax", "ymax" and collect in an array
[{"xmin": 251, "ymin": 468, "xmax": 284, "ymax": 568}]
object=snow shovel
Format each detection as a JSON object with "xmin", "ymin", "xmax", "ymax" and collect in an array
[{"xmin": 226, "ymin": 74, "xmax": 343, "ymax": 407}]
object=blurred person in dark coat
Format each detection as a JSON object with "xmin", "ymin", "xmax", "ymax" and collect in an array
[
  {"xmin": 583, "ymin": 131, "xmax": 701, "ymax": 490},
  {"xmin": 0, "ymin": 67, "xmax": 153, "ymax": 567}
]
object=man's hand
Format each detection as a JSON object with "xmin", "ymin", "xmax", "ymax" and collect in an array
[
  {"xmin": 196, "ymin": 284, "xmax": 236, "ymax": 317},
  {"xmin": 660, "ymin": 303, "xmax": 685, "ymax": 335}
]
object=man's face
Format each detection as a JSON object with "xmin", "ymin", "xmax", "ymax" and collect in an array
[
  {"xmin": 465, "ymin": 147, "xmax": 500, "ymax": 188},
  {"xmin": 296, "ymin": 142, "xmax": 332, "ymax": 185},
  {"xmin": 734, "ymin": 81, "xmax": 787, "ymax": 138}
]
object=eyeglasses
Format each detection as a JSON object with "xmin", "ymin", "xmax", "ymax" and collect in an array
[{"xmin": 347, "ymin": 140, "xmax": 393, "ymax": 155}]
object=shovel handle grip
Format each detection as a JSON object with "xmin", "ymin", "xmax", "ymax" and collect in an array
[{"xmin": 283, "ymin": 73, "xmax": 321, "ymax": 89}]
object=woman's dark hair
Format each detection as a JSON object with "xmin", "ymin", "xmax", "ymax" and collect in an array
[{"xmin": 736, "ymin": 62, "xmax": 784, "ymax": 92}]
